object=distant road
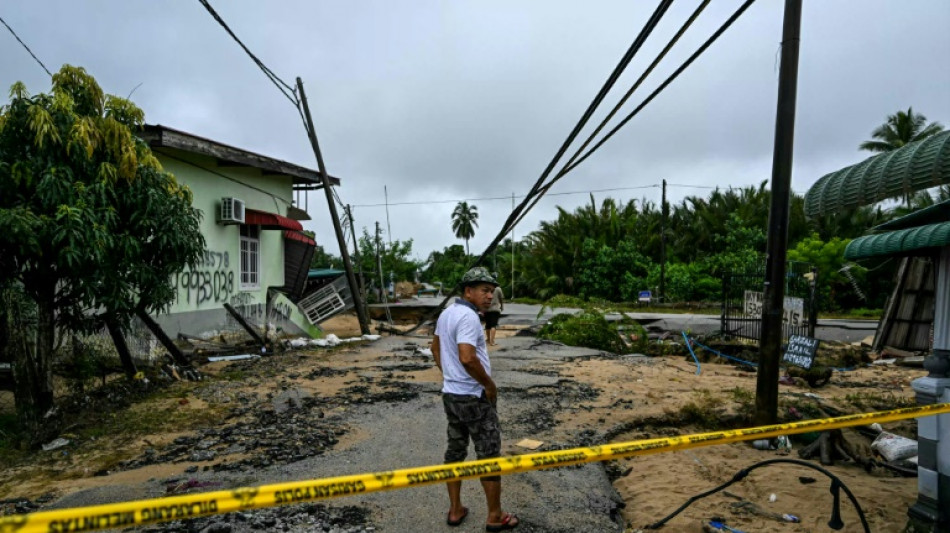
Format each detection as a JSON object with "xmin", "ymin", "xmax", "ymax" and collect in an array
[{"xmin": 497, "ymin": 303, "xmax": 877, "ymax": 344}]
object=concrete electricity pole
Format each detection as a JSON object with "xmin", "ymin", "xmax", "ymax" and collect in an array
[
  {"xmin": 296, "ymin": 78, "xmax": 371, "ymax": 335},
  {"xmin": 755, "ymin": 0, "xmax": 802, "ymax": 426}
]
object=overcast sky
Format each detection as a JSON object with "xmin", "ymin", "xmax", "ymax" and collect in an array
[{"xmin": 3, "ymin": 1, "xmax": 949, "ymax": 262}]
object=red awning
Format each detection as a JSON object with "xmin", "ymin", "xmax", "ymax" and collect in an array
[
  {"xmin": 245, "ymin": 209, "xmax": 303, "ymax": 231},
  {"xmin": 284, "ymin": 230, "xmax": 315, "ymax": 246}
]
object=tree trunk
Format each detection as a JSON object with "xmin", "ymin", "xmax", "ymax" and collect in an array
[
  {"xmin": 12, "ymin": 287, "xmax": 56, "ymax": 444},
  {"xmin": 105, "ymin": 316, "xmax": 138, "ymax": 379}
]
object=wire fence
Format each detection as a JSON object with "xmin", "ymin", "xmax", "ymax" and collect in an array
[{"xmin": 0, "ymin": 318, "xmax": 161, "ymax": 419}]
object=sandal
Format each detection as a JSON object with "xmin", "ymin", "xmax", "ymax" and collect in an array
[
  {"xmin": 486, "ymin": 513, "xmax": 519, "ymax": 531},
  {"xmin": 447, "ymin": 507, "xmax": 468, "ymax": 527}
]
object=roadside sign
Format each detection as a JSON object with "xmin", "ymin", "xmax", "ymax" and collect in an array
[{"xmin": 783, "ymin": 335, "xmax": 820, "ymax": 369}]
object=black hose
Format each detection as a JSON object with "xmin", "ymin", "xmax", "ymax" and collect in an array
[{"xmin": 644, "ymin": 458, "xmax": 871, "ymax": 532}]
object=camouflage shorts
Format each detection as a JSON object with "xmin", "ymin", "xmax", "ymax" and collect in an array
[{"xmin": 442, "ymin": 392, "xmax": 501, "ymax": 463}]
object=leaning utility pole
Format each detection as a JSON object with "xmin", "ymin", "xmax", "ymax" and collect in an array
[
  {"xmin": 296, "ymin": 78, "xmax": 371, "ymax": 335},
  {"xmin": 345, "ymin": 204, "xmax": 368, "ymax": 313},
  {"xmin": 755, "ymin": 0, "xmax": 802, "ymax": 426}
]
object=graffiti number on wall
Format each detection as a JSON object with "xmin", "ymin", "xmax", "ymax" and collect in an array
[{"xmin": 175, "ymin": 250, "xmax": 234, "ymax": 306}]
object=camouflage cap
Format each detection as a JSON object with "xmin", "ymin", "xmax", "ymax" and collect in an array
[{"xmin": 459, "ymin": 267, "xmax": 499, "ymax": 287}]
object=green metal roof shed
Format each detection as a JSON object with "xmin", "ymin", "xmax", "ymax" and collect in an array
[
  {"xmin": 843, "ymin": 200, "xmax": 950, "ymax": 260},
  {"xmin": 805, "ymin": 129, "xmax": 950, "ymax": 528},
  {"xmin": 804, "ymin": 130, "xmax": 950, "ymax": 219}
]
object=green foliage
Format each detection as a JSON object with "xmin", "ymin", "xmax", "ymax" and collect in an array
[
  {"xmin": 420, "ymin": 244, "xmax": 470, "ymax": 289},
  {"xmin": 356, "ymin": 229, "xmax": 421, "ymax": 291},
  {"xmin": 787, "ymin": 234, "xmax": 864, "ymax": 310},
  {"xmin": 0, "ymin": 65, "xmax": 204, "ymax": 431},
  {"xmin": 576, "ymin": 238, "xmax": 650, "ymax": 301},
  {"xmin": 859, "ymin": 107, "xmax": 944, "ymax": 153},
  {"xmin": 646, "ymin": 262, "xmax": 719, "ymax": 302},
  {"xmin": 0, "ymin": 65, "xmax": 204, "ymax": 326},
  {"xmin": 310, "ymin": 244, "xmax": 343, "ymax": 270},
  {"xmin": 538, "ymin": 312, "xmax": 626, "ymax": 353}
]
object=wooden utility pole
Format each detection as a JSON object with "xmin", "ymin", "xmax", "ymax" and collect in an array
[
  {"xmin": 756, "ymin": 0, "xmax": 802, "ymax": 426},
  {"xmin": 660, "ymin": 179, "xmax": 667, "ymax": 302},
  {"xmin": 296, "ymin": 78, "xmax": 370, "ymax": 335},
  {"xmin": 375, "ymin": 221, "xmax": 385, "ymax": 303},
  {"xmin": 346, "ymin": 204, "xmax": 367, "ymax": 307}
]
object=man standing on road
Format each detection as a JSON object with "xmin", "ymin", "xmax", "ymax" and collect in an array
[
  {"xmin": 431, "ymin": 267, "xmax": 519, "ymax": 531},
  {"xmin": 484, "ymin": 274, "xmax": 505, "ymax": 346}
]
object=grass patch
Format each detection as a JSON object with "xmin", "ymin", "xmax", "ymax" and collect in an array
[
  {"xmin": 672, "ymin": 389, "xmax": 727, "ymax": 430},
  {"xmin": 844, "ymin": 391, "xmax": 915, "ymax": 411},
  {"xmin": 818, "ymin": 308, "xmax": 882, "ymax": 320}
]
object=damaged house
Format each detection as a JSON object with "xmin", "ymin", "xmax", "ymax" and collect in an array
[{"xmin": 139, "ymin": 124, "xmax": 337, "ymax": 339}]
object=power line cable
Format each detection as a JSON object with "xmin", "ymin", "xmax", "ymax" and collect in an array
[
  {"xmin": 475, "ymin": 0, "xmax": 674, "ymax": 269},
  {"xmin": 560, "ymin": 0, "xmax": 711, "ymax": 178},
  {"xmin": 509, "ymin": 0, "xmax": 758, "ymax": 232},
  {"xmin": 393, "ymin": 1, "xmax": 675, "ymax": 335},
  {"xmin": 154, "ymin": 148, "xmax": 293, "ymax": 206},
  {"xmin": 0, "ymin": 14, "xmax": 52, "ymax": 77},
  {"xmin": 510, "ymin": 0, "xmax": 717, "ymax": 229},
  {"xmin": 196, "ymin": 0, "xmax": 298, "ymax": 106},
  {"xmin": 350, "ymin": 184, "xmax": 660, "ymax": 208},
  {"xmin": 196, "ymin": 0, "xmax": 351, "ymax": 219},
  {"xmin": 563, "ymin": 0, "xmax": 758, "ymax": 177}
]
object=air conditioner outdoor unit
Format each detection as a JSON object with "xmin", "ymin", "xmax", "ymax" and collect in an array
[{"xmin": 219, "ymin": 197, "xmax": 246, "ymax": 225}]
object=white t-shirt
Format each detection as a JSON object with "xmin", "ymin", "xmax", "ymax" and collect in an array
[{"xmin": 435, "ymin": 299, "xmax": 491, "ymax": 396}]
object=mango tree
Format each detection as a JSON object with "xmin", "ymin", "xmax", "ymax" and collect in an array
[{"xmin": 0, "ymin": 66, "xmax": 204, "ymax": 438}]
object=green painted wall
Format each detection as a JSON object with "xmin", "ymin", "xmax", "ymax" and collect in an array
[{"xmin": 151, "ymin": 149, "xmax": 321, "ymax": 338}]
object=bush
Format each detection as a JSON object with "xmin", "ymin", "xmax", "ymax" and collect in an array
[
  {"xmin": 538, "ymin": 312, "xmax": 626, "ymax": 353},
  {"xmin": 543, "ymin": 294, "xmax": 587, "ymax": 309}
]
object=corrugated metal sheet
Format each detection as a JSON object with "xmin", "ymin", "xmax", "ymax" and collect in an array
[
  {"xmin": 844, "ymin": 221, "xmax": 950, "ymax": 260},
  {"xmin": 873, "ymin": 257, "xmax": 935, "ymax": 352},
  {"xmin": 874, "ymin": 199, "xmax": 950, "ymax": 231},
  {"xmin": 282, "ymin": 236, "xmax": 315, "ymax": 300},
  {"xmin": 804, "ymin": 131, "xmax": 950, "ymax": 218}
]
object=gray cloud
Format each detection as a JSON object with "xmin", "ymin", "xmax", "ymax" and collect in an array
[{"xmin": 2, "ymin": 0, "xmax": 948, "ymax": 260}]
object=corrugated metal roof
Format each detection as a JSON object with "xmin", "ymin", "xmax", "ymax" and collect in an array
[
  {"xmin": 308, "ymin": 268, "xmax": 345, "ymax": 279},
  {"xmin": 844, "ymin": 221, "xmax": 950, "ymax": 260},
  {"xmin": 873, "ymin": 199, "xmax": 950, "ymax": 231},
  {"xmin": 804, "ymin": 131, "xmax": 950, "ymax": 218}
]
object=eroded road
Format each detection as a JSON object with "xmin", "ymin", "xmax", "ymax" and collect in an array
[{"xmin": 45, "ymin": 334, "xmax": 628, "ymax": 532}]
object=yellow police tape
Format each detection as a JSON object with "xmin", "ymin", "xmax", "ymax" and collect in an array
[{"xmin": 6, "ymin": 402, "xmax": 950, "ymax": 533}]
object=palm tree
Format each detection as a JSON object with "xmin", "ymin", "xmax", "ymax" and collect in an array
[
  {"xmin": 859, "ymin": 107, "xmax": 944, "ymax": 153},
  {"xmin": 860, "ymin": 108, "xmax": 944, "ymax": 206},
  {"xmin": 451, "ymin": 201, "xmax": 479, "ymax": 254}
]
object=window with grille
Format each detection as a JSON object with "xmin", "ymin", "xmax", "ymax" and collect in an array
[{"xmin": 240, "ymin": 225, "xmax": 260, "ymax": 289}]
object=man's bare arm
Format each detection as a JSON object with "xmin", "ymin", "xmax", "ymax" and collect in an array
[
  {"xmin": 431, "ymin": 335, "xmax": 442, "ymax": 371},
  {"xmin": 459, "ymin": 343, "xmax": 497, "ymax": 403}
]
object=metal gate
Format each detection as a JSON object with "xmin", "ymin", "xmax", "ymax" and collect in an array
[{"xmin": 721, "ymin": 262, "xmax": 817, "ymax": 343}]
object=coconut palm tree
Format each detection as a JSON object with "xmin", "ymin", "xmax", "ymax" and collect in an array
[
  {"xmin": 860, "ymin": 108, "xmax": 944, "ymax": 206},
  {"xmin": 859, "ymin": 107, "xmax": 944, "ymax": 153},
  {"xmin": 859, "ymin": 107, "xmax": 943, "ymax": 207},
  {"xmin": 451, "ymin": 201, "xmax": 479, "ymax": 254}
]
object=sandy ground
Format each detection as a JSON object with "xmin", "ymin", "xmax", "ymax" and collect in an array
[
  {"xmin": 319, "ymin": 315, "xmax": 924, "ymax": 532},
  {"xmin": 0, "ymin": 313, "xmax": 926, "ymax": 532}
]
